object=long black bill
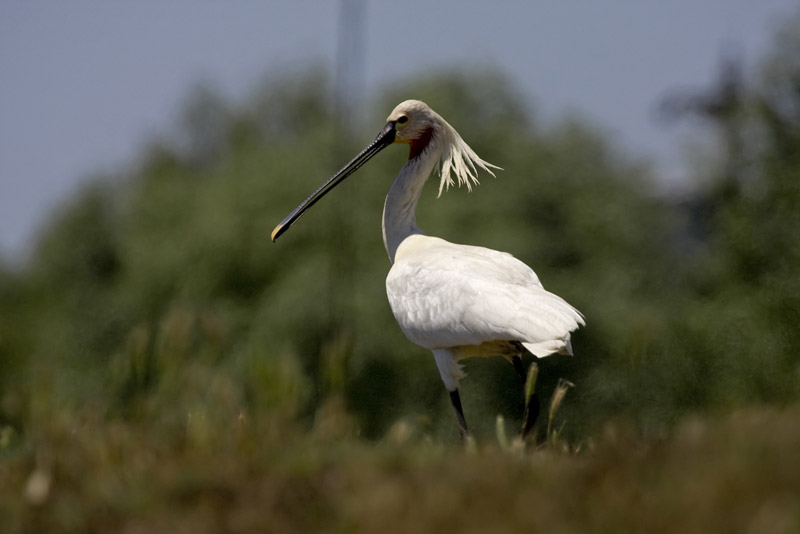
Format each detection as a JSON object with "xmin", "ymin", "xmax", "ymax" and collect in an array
[{"xmin": 271, "ymin": 121, "xmax": 397, "ymax": 242}]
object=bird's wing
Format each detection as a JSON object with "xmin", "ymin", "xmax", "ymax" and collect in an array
[{"xmin": 386, "ymin": 236, "xmax": 584, "ymax": 353}]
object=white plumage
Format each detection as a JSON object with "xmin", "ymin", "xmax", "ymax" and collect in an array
[
  {"xmin": 272, "ymin": 99, "xmax": 585, "ymax": 438},
  {"xmin": 387, "ymin": 235, "xmax": 583, "ymax": 391}
]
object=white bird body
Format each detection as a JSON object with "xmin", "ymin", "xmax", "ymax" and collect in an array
[
  {"xmin": 272, "ymin": 99, "xmax": 584, "ymax": 438},
  {"xmin": 387, "ymin": 234, "xmax": 583, "ymax": 390}
]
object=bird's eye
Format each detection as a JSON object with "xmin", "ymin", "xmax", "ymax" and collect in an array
[{"xmin": 397, "ymin": 116, "xmax": 409, "ymax": 124}]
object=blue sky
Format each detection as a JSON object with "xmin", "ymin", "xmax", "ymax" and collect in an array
[{"xmin": 1, "ymin": 1, "xmax": 796, "ymax": 260}]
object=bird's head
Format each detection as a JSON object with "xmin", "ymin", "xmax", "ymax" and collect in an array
[
  {"xmin": 271, "ymin": 99, "xmax": 500, "ymax": 241},
  {"xmin": 386, "ymin": 99, "xmax": 438, "ymax": 159},
  {"xmin": 388, "ymin": 99, "xmax": 500, "ymax": 197}
]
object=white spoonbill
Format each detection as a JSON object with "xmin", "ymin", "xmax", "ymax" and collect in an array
[{"xmin": 272, "ymin": 100, "xmax": 584, "ymax": 439}]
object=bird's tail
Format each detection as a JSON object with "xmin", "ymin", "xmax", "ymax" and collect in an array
[{"xmin": 522, "ymin": 337, "xmax": 574, "ymax": 358}]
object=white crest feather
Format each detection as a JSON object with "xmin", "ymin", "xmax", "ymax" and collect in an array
[{"xmin": 435, "ymin": 120, "xmax": 501, "ymax": 198}]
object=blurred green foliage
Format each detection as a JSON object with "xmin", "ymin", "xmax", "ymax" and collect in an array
[{"xmin": 1, "ymin": 15, "xmax": 800, "ymax": 452}]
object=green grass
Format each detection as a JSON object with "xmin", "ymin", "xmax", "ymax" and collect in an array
[{"xmin": 3, "ymin": 396, "xmax": 799, "ymax": 533}]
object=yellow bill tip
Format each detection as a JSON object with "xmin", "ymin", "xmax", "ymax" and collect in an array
[{"xmin": 270, "ymin": 225, "xmax": 282, "ymax": 242}]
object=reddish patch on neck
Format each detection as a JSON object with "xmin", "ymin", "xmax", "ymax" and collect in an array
[{"xmin": 408, "ymin": 127, "xmax": 434, "ymax": 160}]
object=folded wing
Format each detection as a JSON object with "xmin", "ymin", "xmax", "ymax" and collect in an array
[{"xmin": 386, "ymin": 236, "xmax": 584, "ymax": 355}]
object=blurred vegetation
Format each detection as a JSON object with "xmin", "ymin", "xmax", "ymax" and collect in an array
[{"xmin": 2, "ymin": 12, "xmax": 800, "ymax": 532}]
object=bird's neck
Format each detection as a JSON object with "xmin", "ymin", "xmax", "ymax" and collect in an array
[{"xmin": 382, "ymin": 151, "xmax": 439, "ymax": 262}]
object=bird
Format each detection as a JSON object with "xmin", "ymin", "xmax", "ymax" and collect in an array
[{"xmin": 271, "ymin": 100, "xmax": 584, "ymax": 440}]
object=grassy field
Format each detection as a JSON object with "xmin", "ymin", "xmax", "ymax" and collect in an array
[{"xmin": 3, "ymin": 396, "xmax": 799, "ymax": 534}]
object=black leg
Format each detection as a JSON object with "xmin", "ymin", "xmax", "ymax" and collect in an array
[
  {"xmin": 512, "ymin": 354, "xmax": 526, "ymax": 382},
  {"xmin": 521, "ymin": 391, "xmax": 540, "ymax": 440},
  {"xmin": 449, "ymin": 389, "xmax": 469, "ymax": 440},
  {"xmin": 512, "ymin": 354, "xmax": 540, "ymax": 439}
]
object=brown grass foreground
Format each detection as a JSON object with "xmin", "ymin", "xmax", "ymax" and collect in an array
[{"xmin": 2, "ymin": 401, "xmax": 800, "ymax": 534}]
